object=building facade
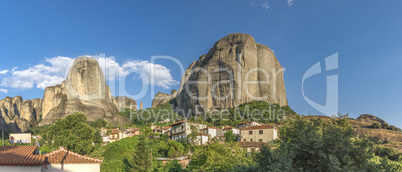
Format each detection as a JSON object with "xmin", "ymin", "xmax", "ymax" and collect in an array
[
  {"xmin": 170, "ymin": 120, "xmax": 206, "ymax": 141},
  {"xmin": 240, "ymin": 125, "xmax": 278, "ymax": 143}
]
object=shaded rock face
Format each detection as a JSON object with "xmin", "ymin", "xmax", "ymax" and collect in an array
[
  {"xmin": 0, "ymin": 96, "xmax": 42, "ymax": 132},
  {"xmin": 356, "ymin": 114, "xmax": 388, "ymax": 124},
  {"xmin": 171, "ymin": 33, "xmax": 287, "ymax": 114},
  {"xmin": 112, "ymin": 96, "xmax": 137, "ymax": 111},
  {"xmin": 40, "ymin": 57, "xmax": 131, "ymax": 126}
]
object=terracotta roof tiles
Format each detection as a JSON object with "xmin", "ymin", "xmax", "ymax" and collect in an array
[
  {"xmin": 45, "ymin": 148, "xmax": 102, "ymax": 164},
  {"xmin": 0, "ymin": 146, "xmax": 45, "ymax": 165}
]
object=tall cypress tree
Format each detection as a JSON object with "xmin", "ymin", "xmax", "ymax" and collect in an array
[{"xmin": 132, "ymin": 135, "xmax": 151, "ymax": 172}]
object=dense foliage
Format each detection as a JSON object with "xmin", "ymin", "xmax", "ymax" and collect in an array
[
  {"xmin": 188, "ymin": 142, "xmax": 252, "ymax": 171},
  {"xmin": 224, "ymin": 130, "xmax": 237, "ymax": 143},
  {"xmin": 47, "ymin": 113, "xmax": 96, "ymax": 155},
  {"xmin": 369, "ymin": 122, "xmax": 401, "ymax": 131}
]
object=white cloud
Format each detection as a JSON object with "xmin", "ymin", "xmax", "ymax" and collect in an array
[
  {"xmin": 123, "ymin": 60, "xmax": 179, "ymax": 89},
  {"xmin": 0, "ymin": 88, "xmax": 7, "ymax": 94},
  {"xmin": 1, "ymin": 56, "xmax": 74, "ymax": 90},
  {"xmin": 0, "ymin": 70, "xmax": 8, "ymax": 75},
  {"xmin": 287, "ymin": 0, "xmax": 294, "ymax": 7},
  {"xmin": 1, "ymin": 55, "xmax": 178, "ymax": 90},
  {"xmin": 261, "ymin": 1, "xmax": 270, "ymax": 9}
]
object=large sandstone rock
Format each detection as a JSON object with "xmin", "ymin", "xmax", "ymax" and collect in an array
[
  {"xmin": 152, "ymin": 92, "xmax": 171, "ymax": 108},
  {"xmin": 151, "ymin": 90, "xmax": 178, "ymax": 108},
  {"xmin": 0, "ymin": 96, "xmax": 42, "ymax": 132},
  {"xmin": 112, "ymin": 96, "xmax": 137, "ymax": 111},
  {"xmin": 171, "ymin": 33, "xmax": 287, "ymax": 114},
  {"xmin": 40, "ymin": 57, "xmax": 131, "ymax": 126}
]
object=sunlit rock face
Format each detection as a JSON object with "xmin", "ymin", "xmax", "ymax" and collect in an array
[
  {"xmin": 171, "ymin": 33, "xmax": 287, "ymax": 114},
  {"xmin": 0, "ymin": 96, "xmax": 42, "ymax": 132},
  {"xmin": 40, "ymin": 57, "xmax": 131, "ymax": 126}
]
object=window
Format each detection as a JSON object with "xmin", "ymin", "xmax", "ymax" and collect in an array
[
  {"xmin": 259, "ymin": 130, "xmax": 263, "ymax": 134},
  {"xmin": 249, "ymin": 131, "xmax": 253, "ymax": 135},
  {"xmin": 244, "ymin": 139, "xmax": 246, "ymax": 142},
  {"xmin": 181, "ymin": 126, "xmax": 184, "ymax": 132},
  {"xmin": 250, "ymin": 139, "xmax": 253, "ymax": 142},
  {"xmin": 259, "ymin": 139, "xmax": 263, "ymax": 142}
]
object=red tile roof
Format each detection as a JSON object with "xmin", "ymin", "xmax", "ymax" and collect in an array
[
  {"xmin": 0, "ymin": 146, "xmax": 45, "ymax": 165},
  {"xmin": 240, "ymin": 125, "xmax": 274, "ymax": 130},
  {"xmin": 45, "ymin": 148, "xmax": 102, "ymax": 164},
  {"xmin": 170, "ymin": 120, "xmax": 187, "ymax": 126}
]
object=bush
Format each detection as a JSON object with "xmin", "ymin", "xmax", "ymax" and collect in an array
[{"xmin": 375, "ymin": 146, "xmax": 401, "ymax": 161}]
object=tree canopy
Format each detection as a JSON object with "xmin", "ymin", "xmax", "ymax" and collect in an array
[{"xmin": 47, "ymin": 113, "xmax": 95, "ymax": 155}]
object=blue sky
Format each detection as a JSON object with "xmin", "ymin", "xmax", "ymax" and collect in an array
[{"xmin": 0, "ymin": 0, "xmax": 401, "ymax": 127}]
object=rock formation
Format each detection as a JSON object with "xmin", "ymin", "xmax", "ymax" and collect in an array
[
  {"xmin": 0, "ymin": 96, "xmax": 42, "ymax": 132},
  {"xmin": 112, "ymin": 96, "xmax": 137, "ymax": 111},
  {"xmin": 166, "ymin": 33, "xmax": 287, "ymax": 114},
  {"xmin": 152, "ymin": 92, "xmax": 171, "ymax": 108},
  {"xmin": 40, "ymin": 57, "xmax": 131, "ymax": 126},
  {"xmin": 356, "ymin": 114, "xmax": 388, "ymax": 124},
  {"xmin": 151, "ymin": 90, "xmax": 178, "ymax": 108}
]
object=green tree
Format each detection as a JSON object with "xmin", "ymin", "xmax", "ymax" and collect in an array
[
  {"xmin": 93, "ymin": 130, "xmax": 102, "ymax": 144},
  {"xmin": 160, "ymin": 160, "xmax": 186, "ymax": 172},
  {"xmin": 160, "ymin": 140, "xmax": 186, "ymax": 158},
  {"xmin": 188, "ymin": 142, "xmax": 251, "ymax": 171},
  {"xmin": 89, "ymin": 119, "xmax": 108, "ymax": 129},
  {"xmin": 132, "ymin": 135, "xmax": 152, "ymax": 172},
  {"xmin": 47, "ymin": 113, "xmax": 95, "ymax": 155},
  {"xmin": 274, "ymin": 115, "xmax": 375, "ymax": 171},
  {"xmin": 188, "ymin": 125, "xmax": 199, "ymax": 147},
  {"xmin": 224, "ymin": 130, "xmax": 237, "ymax": 143}
]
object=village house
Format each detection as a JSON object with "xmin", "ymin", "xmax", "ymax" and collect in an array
[
  {"xmin": 109, "ymin": 129, "xmax": 126, "ymax": 143},
  {"xmin": 199, "ymin": 127, "xmax": 218, "ymax": 138},
  {"xmin": 102, "ymin": 136, "xmax": 110, "ymax": 143},
  {"xmin": 240, "ymin": 125, "xmax": 278, "ymax": 143},
  {"xmin": 161, "ymin": 127, "xmax": 172, "ymax": 135},
  {"xmin": 124, "ymin": 128, "xmax": 141, "ymax": 137},
  {"xmin": 0, "ymin": 146, "xmax": 102, "ymax": 172},
  {"xmin": 236, "ymin": 121, "xmax": 265, "ymax": 129},
  {"xmin": 170, "ymin": 120, "xmax": 207, "ymax": 141},
  {"xmin": 194, "ymin": 133, "xmax": 210, "ymax": 145},
  {"xmin": 223, "ymin": 127, "xmax": 240, "ymax": 136},
  {"xmin": 99, "ymin": 128, "xmax": 108, "ymax": 137}
]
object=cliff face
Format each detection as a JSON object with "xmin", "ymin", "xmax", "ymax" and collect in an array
[
  {"xmin": 152, "ymin": 92, "xmax": 171, "ymax": 108},
  {"xmin": 0, "ymin": 96, "xmax": 42, "ymax": 132},
  {"xmin": 40, "ymin": 57, "xmax": 131, "ymax": 126},
  {"xmin": 112, "ymin": 96, "xmax": 137, "ymax": 111},
  {"xmin": 169, "ymin": 33, "xmax": 287, "ymax": 114}
]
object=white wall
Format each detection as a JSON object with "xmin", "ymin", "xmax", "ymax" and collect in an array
[
  {"xmin": 0, "ymin": 165, "xmax": 41, "ymax": 172},
  {"xmin": 41, "ymin": 164, "xmax": 100, "ymax": 172}
]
